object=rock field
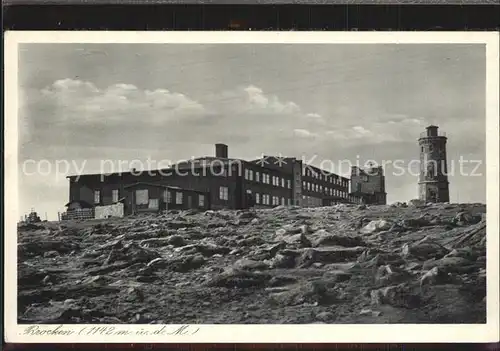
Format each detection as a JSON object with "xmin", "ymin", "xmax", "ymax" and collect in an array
[{"xmin": 17, "ymin": 201, "xmax": 487, "ymax": 324}]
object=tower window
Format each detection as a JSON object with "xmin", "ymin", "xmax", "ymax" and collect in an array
[{"xmin": 421, "ymin": 147, "xmax": 424, "ymax": 152}]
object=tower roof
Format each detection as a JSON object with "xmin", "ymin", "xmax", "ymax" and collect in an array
[{"xmin": 426, "ymin": 125, "xmax": 438, "ymax": 129}]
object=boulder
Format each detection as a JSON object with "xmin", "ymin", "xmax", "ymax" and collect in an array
[
  {"xmin": 422, "ymin": 256, "xmax": 476, "ymax": 274},
  {"xmin": 269, "ymin": 253, "xmax": 296, "ymax": 269},
  {"xmin": 43, "ymin": 251, "xmax": 60, "ymax": 258},
  {"xmin": 237, "ymin": 236, "xmax": 266, "ymax": 247},
  {"xmin": 233, "ymin": 258, "xmax": 269, "ymax": 271},
  {"xmin": 166, "ymin": 220, "xmax": 195, "ymax": 229},
  {"xmin": 408, "ymin": 199, "xmax": 426, "ymax": 207},
  {"xmin": 194, "ymin": 243, "xmax": 231, "ymax": 257},
  {"xmin": 452, "ymin": 212, "xmax": 482, "ymax": 226},
  {"xmin": 323, "ymin": 270, "xmax": 352, "ymax": 283},
  {"xmin": 167, "ymin": 235, "xmax": 187, "ymax": 247},
  {"xmin": 357, "ymin": 249, "xmax": 403, "ymax": 267},
  {"xmin": 390, "ymin": 202, "xmax": 407, "ymax": 208},
  {"xmin": 401, "ymin": 216, "xmax": 432, "ymax": 228},
  {"xmin": 264, "ymin": 242, "xmax": 287, "ymax": 258},
  {"xmin": 359, "ymin": 220, "xmax": 392, "ymax": 235},
  {"xmin": 283, "ymin": 233, "xmax": 312, "ymax": 248},
  {"xmin": 205, "ymin": 268, "xmax": 271, "ymax": 289},
  {"xmin": 401, "ymin": 241, "xmax": 449, "ymax": 260},
  {"xmin": 18, "ymin": 240, "xmax": 80, "ymax": 259},
  {"xmin": 444, "ymin": 247, "xmax": 478, "ymax": 260},
  {"xmin": 374, "ymin": 265, "xmax": 413, "ymax": 287},
  {"xmin": 359, "ymin": 309, "xmax": 383, "ymax": 317},
  {"xmin": 268, "ymin": 280, "xmax": 336, "ymax": 306},
  {"xmin": 420, "ymin": 267, "xmax": 451, "ymax": 287},
  {"xmin": 313, "ymin": 232, "xmax": 365, "ymax": 248},
  {"xmin": 268, "ymin": 275, "xmax": 298, "ymax": 287},
  {"xmin": 104, "ymin": 242, "xmax": 160, "ymax": 265},
  {"xmin": 315, "ymin": 311, "xmax": 334, "ymax": 322},
  {"xmin": 146, "ymin": 254, "xmax": 206, "ymax": 273},
  {"xmin": 237, "ymin": 211, "xmax": 258, "ymax": 220},
  {"xmin": 370, "ymin": 284, "xmax": 421, "ymax": 308},
  {"xmin": 297, "ymin": 246, "xmax": 366, "ymax": 267}
]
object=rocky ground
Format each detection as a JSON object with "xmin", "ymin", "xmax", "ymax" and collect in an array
[{"xmin": 17, "ymin": 201, "xmax": 487, "ymax": 324}]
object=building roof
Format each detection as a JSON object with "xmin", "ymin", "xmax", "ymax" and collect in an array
[
  {"xmin": 251, "ymin": 155, "xmax": 349, "ymax": 180},
  {"xmin": 123, "ymin": 182, "xmax": 207, "ymax": 194},
  {"xmin": 304, "ymin": 163, "xmax": 349, "ymax": 180},
  {"xmin": 66, "ymin": 157, "xmax": 248, "ymax": 179},
  {"xmin": 174, "ymin": 157, "xmax": 246, "ymax": 170},
  {"xmin": 67, "ymin": 154, "xmax": 348, "ymax": 181}
]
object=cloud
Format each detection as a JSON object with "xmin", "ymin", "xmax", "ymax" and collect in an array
[
  {"xmin": 22, "ymin": 80, "xmax": 331, "ymax": 159},
  {"xmin": 47, "ymin": 78, "xmax": 100, "ymax": 94},
  {"xmin": 243, "ymin": 85, "xmax": 301, "ymax": 114},
  {"xmin": 293, "ymin": 129, "xmax": 317, "ymax": 139},
  {"xmin": 324, "ymin": 118, "xmax": 426, "ymax": 146},
  {"xmin": 39, "ymin": 79, "xmax": 206, "ymax": 125},
  {"xmin": 23, "ymin": 79, "xmax": 480, "ymax": 167},
  {"xmin": 306, "ymin": 113, "xmax": 322, "ymax": 119}
]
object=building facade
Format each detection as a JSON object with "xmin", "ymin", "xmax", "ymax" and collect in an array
[
  {"xmin": 418, "ymin": 125, "xmax": 450, "ymax": 203},
  {"xmin": 65, "ymin": 144, "xmax": 361, "ymax": 215},
  {"xmin": 249, "ymin": 156, "xmax": 355, "ymax": 207},
  {"xmin": 349, "ymin": 165, "xmax": 387, "ymax": 205}
]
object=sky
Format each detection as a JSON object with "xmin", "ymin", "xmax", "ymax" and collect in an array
[{"xmin": 17, "ymin": 43, "xmax": 486, "ymax": 220}]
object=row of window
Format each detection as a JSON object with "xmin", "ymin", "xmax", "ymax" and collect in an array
[
  {"xmin": 245, "ymin": 167, "xmax": 348, "ymax": 188},
  {"xmin": 94, "ymin": 189, "xmax": 120, "ymax": 204},
  {"xmin": 94, "ymin": 178, "xmax": 343, "ymax": 206},
  {"xmin": 244, "ymin": 169, "xmax": 292, "ymax": 189},
  {"xmin": 302, "ymin": 168, "xmax": 348, "ymax": 186},
  {"xmin": 94, "ymin": 189, "xmax": 205, "ymax": 207},
  {"xmin": 161, "ymin": 189, "xmax": 205, "ymax": 206},
  {"xmin": 95, "ymin": 187, "xmax": 357, "ymax": 209},
  {"xmin": 302, "ymin": 182, "xmax": 348, "ymax": 197},
  {"xmin": 250, "ymin": 191, "xmax": 291, "ymax": 206}
]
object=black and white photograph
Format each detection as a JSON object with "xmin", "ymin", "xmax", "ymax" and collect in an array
[{"xmin": 4, "ymin": 32, "xmax": 499, "ymax": 342}]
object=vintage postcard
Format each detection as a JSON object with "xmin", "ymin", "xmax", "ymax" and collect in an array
[{"xmin": 4, "ymin": 31, "xmax": 499, "ymax": 343}]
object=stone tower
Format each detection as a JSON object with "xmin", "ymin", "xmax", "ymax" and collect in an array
[{"xmin": 418, "ymin": 125, "xmax": 450, "ymax": 203}]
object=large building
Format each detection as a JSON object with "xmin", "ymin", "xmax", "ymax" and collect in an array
[
  {"xmin": 349, "ymin": 165, "xmax": 387, "ymax": 205},
  {"xmin": 418, "ymin": 125, "xmax": 450, "ymax": 203},
  {"xmin": 65, "ymin": 143, "xmax": 362, "ymax": 216}
]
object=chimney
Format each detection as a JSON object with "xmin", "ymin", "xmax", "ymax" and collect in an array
[{"xmin": 215, "ymin": 143, "xmax": 228, "ymax": 158}]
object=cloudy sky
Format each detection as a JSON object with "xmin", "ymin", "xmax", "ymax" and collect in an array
[{"xmin": 18, "ymin": 43, "xmax": 486, "ymax": 220}]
